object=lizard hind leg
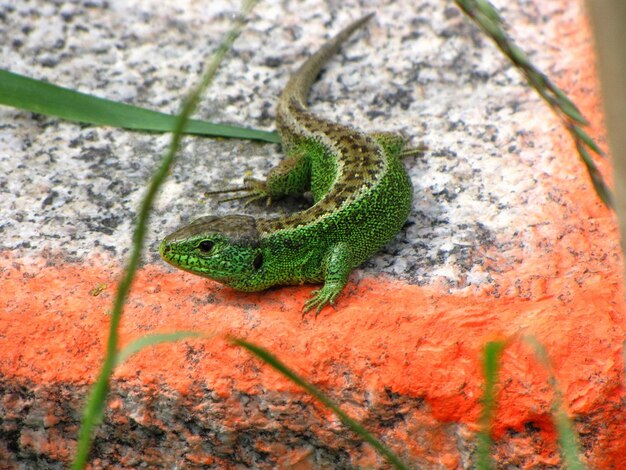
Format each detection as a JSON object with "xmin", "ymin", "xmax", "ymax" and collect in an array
[
  {"xmin": 398, "ymin": 143, "xmax": 427, "ymax": 159},
  {"xmin": 264, "ymin": 145, "xmax": 312, "ymax": 199},
  {"xmin": 204, "ymin": 178, "xmax": 272, "ymax": 207},
  {"xmin": 206, "ymin": 146, "xmax": 312, "ymax": 207}
]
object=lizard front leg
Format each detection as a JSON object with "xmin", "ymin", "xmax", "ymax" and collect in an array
[{"xmin": 303, "ymin": 242, "xmax": 353, "ymax": 316}]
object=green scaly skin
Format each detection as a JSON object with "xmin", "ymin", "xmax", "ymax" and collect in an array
[{"xmin": 160, "ymin": 14, "xmax": 414, "ymax": 315}]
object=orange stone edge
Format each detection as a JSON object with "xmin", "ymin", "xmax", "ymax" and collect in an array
[{"xmin": 1, "ymin": 2, "xmax": 625, "ymax": 467}]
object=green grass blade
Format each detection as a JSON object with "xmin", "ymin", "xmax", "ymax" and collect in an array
[
  {"xmin": 576, "ymin": 143, "xmax": 613, "ymax": 208},
  {"xmin": 476, "ymin": 341, "xmax": 506, "ymax": 469},
  {"xmin": 571, "ymin": 125, "xmax": 604, "ymax": 156},
  {"xmin": 0, "ymin": 68, "xmax": 279, "ymax": 143},
  {"xmin": 115, "ymin": 332, "xmax": 207, "ymax": 367},
  {"xmin": 553, "ymin": 409, "xmax": 585, "ymax": 470},
  {"xmin": 71, "ymin": 2, "xmax": 258, "ymax": 468},
  {"xmin": 454, "ymin": 0, "xmax": 609, "ymax": 207},
  {"xmin": 522, "ymin": 337, "xmax": 585, "ymax": 470},
  {"xmin": 231, "ymin": 337, "xmax": 412, "ymax": 470},
  {"xmin": 477, "ymin": 338, "xmax": 586, "ymax": 469},
  {"xmin": 551, "ymin": 85, "xmax": 588, "ymax": 126},
  {"xmin": 555, "ymin": 95, "xmax": 588, "ymax": 126},
  {"xmin": 476, "ymin": 0, "xmax": 500, "ymax": 22}
]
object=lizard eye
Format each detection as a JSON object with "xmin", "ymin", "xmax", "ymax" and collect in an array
[
  {"xmin": 253, "ymin": 253, "xmax": 263, "ymax": 270},
  {"xmin": 198, "ymin": 240, "xmax": 214, "ymax": 253}
]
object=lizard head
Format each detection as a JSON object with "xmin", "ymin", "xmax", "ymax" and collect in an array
[{"xmin": 160, "ymin": 214, "xmax": 265, "ymax": 289}]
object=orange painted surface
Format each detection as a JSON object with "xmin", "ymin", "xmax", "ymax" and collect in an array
[
  {"xmin": 2, "ymin": 183, "xmax": 625, "ymax": 467},
  {"xmin": 2, "ymin": 3, "xmax": 626, "ymax": 469}
]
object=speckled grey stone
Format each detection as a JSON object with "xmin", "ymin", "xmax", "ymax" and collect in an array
[{"xmin": 0, "ymin": 0, "xmax": 573, "ymax": 288}]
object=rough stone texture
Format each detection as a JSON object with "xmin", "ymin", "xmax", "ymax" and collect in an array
[{"xmin": 1, "ymin": 0, "xmax": 624, "ymax": 468}]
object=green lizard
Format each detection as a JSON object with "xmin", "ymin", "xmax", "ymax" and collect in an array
[{"xmin": 160, "ymin": 14, "xmax": 415, "ymax": 315}]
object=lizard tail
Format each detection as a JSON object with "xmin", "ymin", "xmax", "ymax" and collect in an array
[{"xmin": 278, "ymin": 13, "xmax": 374, "ymax": 108}]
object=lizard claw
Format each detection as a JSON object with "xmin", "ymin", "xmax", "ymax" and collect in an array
[
  {"xmin": 205, "ymin": 178, "xmax": 273, "ymax": 206},
  {"xmin": 302, "ymin": 287, "xmax": 339, "ymax": 318}
]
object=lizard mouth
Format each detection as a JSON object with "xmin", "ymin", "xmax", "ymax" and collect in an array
[
  {"xmin": 159, "ymin": 239, "xmax": 242, "ymax": 284},
  {"xmin": 159, "ymin": 239, "xmax": 177, "ymax": 262},
  {"xmin": 159, "ymin": 242, "xmax": 172, "ymax": 257}
]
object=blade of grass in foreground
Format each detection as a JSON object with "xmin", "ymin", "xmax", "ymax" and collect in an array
[
  {"xmin": 522, "ymin": 336, "xmax": 585, "ymax": 470},
  {"xmin": 454, "ymin": 0, "xmax": 612, "ymax": 208},
  {"xmin": 115, "ymin": 332, "xmax": 207, "ymax": 367},
  {"xmin": 476, "ymin": 341, "xmax": 506, "ymax": 469},
  {"xmin": 231, "ymin": 337, "xmax": 412, "ymax": 470},
  {"xmin": 477, "ymin": 337, "xmax": 585, "ymax": 469},
  {"xmin": 71, "ymin": 2, "xmax": 258, "ymax": 468},
  {"xmin": 0, "ymin": 68, "xmax": 279, "ymax": 143}
]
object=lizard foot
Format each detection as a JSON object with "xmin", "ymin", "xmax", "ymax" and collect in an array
[
  {"xmin": 370, "ymin": 132, "xmax": 427, "ymax": 159},
  {"xmin": 205, "ymin": 178, "xmax": 272, "ymax": 207},
  {"xmin": 302, "ymin": 285, "xmax": 341, "ymax": 317},
  {"xmin": 398, "ymin": 143, "xmax": 428, "ymax": 159}
]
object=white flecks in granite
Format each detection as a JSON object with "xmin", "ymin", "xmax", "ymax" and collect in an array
[{"xmin": 0, "ymin": 0, "xmax": 589, "ymax": 288}]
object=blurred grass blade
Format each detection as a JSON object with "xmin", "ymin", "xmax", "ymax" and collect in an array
[
  {"xmin": 522, "ymin": 336, "xmax": 585, "ymax": 470},
  {"xmin": 73, "ymin": 331, "xmax": 205, "ymax": 431},
  {"xmin": 577, "ymin": 143, "xmax": 613, "ymax": 207},
  {"xmin": 476, "ymin": 0, "xmax": 500, "ymax": 22},
  {"xmin": 556, "ymin": 96, "xmax": 588, "ymax": 125},
  {"xmin": 553, "ymin": 410, "xmax": 585, "ymax": 470},
  {"xmin": 71, "ymin": 1, "xmax": 258, "ymax": 468},
  {"xmin": 572, "ymin": 125, "xmax": 604, "ymax": 156},
  {"xmin": 0, "ymin": 68, "xmax": 279, "ymax": 143},
  {"xmin": 552, "ymin": 86, "xmax": 589, "ymax": 125},
  {"xmin": 231, "ymin": 337, "xmax": 412, "ymax": 470},
  {"xmin": 115, "ymin": 332, "xmax": 207, "ymax": 367},
  {"xmin": 454, "ymin": 0, "xmax": 610, "ymax": 207},
  {"xmin": 476, "ymin": 341, "xmax": 506, "ymax": 469}
]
